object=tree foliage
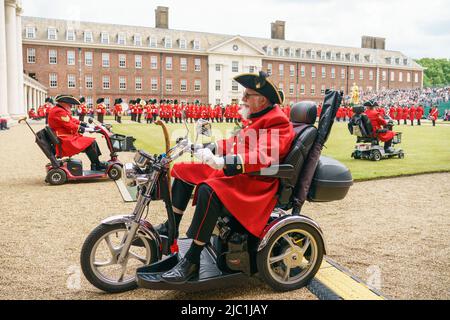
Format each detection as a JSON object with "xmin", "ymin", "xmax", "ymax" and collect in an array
[{"xmin": 415, "ymin": 58, "xmax": 450, "ymax": 87}]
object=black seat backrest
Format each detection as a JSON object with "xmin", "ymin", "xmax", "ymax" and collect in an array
[
  {"xmin": 348, "ymin": 106, "xmax": 374, "ymax": 139},
  {"xmin": 44, "ymin": 126, "xmax": 61, "ymax": 146},
  {"xmin": 277, "ymin": 102, "xmax": 318, "ymax": 207},
  {"xmin": 35, "ymin": 129, "xmax": 61, "ymax": 168}
]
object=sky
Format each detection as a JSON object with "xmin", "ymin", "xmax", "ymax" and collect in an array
[{"xmin": 21, "ymin": 0, "xmax": 450, "ymax": 59}]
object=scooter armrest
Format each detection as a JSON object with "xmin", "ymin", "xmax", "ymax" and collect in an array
[{"xmin": 249, "ymin": 164, "xmax": 295, "ymax": 179}]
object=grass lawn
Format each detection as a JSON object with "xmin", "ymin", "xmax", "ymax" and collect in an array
[{"xmin": 108, "ymin": 119, "xmax": 450, "ymax": 181}]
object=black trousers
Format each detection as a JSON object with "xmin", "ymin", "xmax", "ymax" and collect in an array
[
  {"xmin": 117, "ymin": 116, "xmax": 122, "ymax": 124},
  {"xmin": 83, "ymin": 141, "xmax": 102, "ymax": 166},
  {"xmin": 97, "ymin": 114, "xmax": 104, "ymax": 124},
  {"xmin": 172, "ymin": 179, "xmax": 229, "ymax": 244},
  {"xmin": 79, "ymin": 115, "xmax": 85, "ymax": 122}
]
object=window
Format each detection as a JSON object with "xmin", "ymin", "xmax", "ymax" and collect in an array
[
  {"xmin": 232, "ymin": 80, "xmax": 239, "ymax": 92},
  {"xmin": 102, "ymin": 76, "xmax": 110, "ymax": 90},
  {"xmin": 101, "ymin": 32, "xmax": 110, "ymax": 44},
  {"xmin": 278, "ymin": 47, "xmax": 284, "ymax": 57},
  {"xmin": 267, "ymin": 64, "xmax": 273, "ymax": 76},
  {"xmin": 67, "ymin": 50, "xmax": 75, "ymax": 65},
  {"xmin": 49, "ymin": 50, "xmax": 57, "ymax": 64},
  {"xmin": 301, "ymin": 66, "xmax": 305, "ymax": 77},
  {"xmin": 215, "ymin": 80, "xmax": 221, "ymax": 91},
  {"xmin": 135, "ymin": 77, "xmax": 142, "ymax": 91},
  {"xmin": 166, "ymin": 57, "xmax": 173, "ymax": 70},
  {"xmin": 119, "ymin": 54, "xmax": 126, "ymax": 68},
  {"xmin": 134, "ymin": 34, "xmax": 142, "ymax": 46},
  {"xmin": 193, "ymin": 40, "xmax": 201, "ymax": 50},
  {"xmin": 311, "ymin": 66, "xmax": 316, "ymax": 78},
  {"xmin": 26, "ymin": 26, "xmax": 36, "ymax": 39},
  {"xmin": 84, "ymin": 31, "xmax": 93, "ymax": 43},
  {"xmin": 399, "ymin": 72, "xmax": 403, "ymax": 82},
  {"xmin": 391, "ymin": 71, "xmax": 395, "ymax": 82},
  {"xmin": 415, "ymin": 73, "xmax": 419, "ymax": 83},
  {"xmin": 135, "ymin": 55, "xmax": 142, "ymax": 69},
  {"xmin": 118, "ymin": 33, "xmax": 126, "ymax": 45},
  {"xmin": 165, "ymin": 79, "xmax": 173, "ymax": 92},
  {"xmin": 279, "ymin": 64, "xmax": 284, "ymax": 76},
  {"xmin": 102, "ymin": 53, "xmax": 110, "ymax": 68},
  {"xmin": 180, "ymin": 58, "xmax": 187, "ymax": 71},
  {"xmin": 331, "ymin": 67, "xmax": 336, "ymax": 79},
  {"xmin": 149, "ymin": 36, "xmax": 157, "ymax": 48},
  {"xmin": 359, "ymin": 70, "xmax": 364, "ymax": 80},
  {"xmin": 180, "ymin": 79, "xmax": 187, "ymax": 92},
  {"xmin": 49, "ymin": 73, "xmax": 58, "ymax": 88},
  {"xmin": 310, "ymin": 50, "xmax": 316, "ymax": 59},
  {"xmin": 85, "ymin": 52, "xmax": 93, "ymax": 66},
  {"xmin": 311, "ymin": 85, "xmax": 316, "ymax": 95},
  {"xmin": 68, "ymin": 74, "xmax": 76, "ymax": 89},
  {"xmin": 164, "ymin": 37, "xmax": 172, "ymax": 49},
  {"xmin": 27, "ymin": 48, "xmax": 36, "ymax": 63},
  {"xmin": 350, "ymin": 69, "xmax": 355, "ymax": 80},
  {"xmin": 48, "ymin": 28, "xmax": 57, "ymax": 40},
  {"xmin": 407, "ymin": 72, "xmax": 411, "ymax": 83},
  {"xmin": 67, "ymin": 29, "xmax": 75, "ymax": 41},
  {"xmin": 151, "ymin": 78, "xmax": 158, "ymax": 91},
  {"xmin": 232, "ymin": 61, "xmax": 239, "ymax": 73},
  {"xmin": 216, "ymin": 64, "xmax": 221, "ymax": 72},
  {"xmin": 179, "ymin": 39, "xmax": 187, "ymax": 49},
  {"xmin": 86, "ymin": 97, "xmax": 93, "ymax": 108},
  {"xmin": 289, "ymin": 84, "xmax": 295, "ymax": 95},
  {"xmin": 300, "ymin": 84, "xmax": 305, "ymax": 95},
  {"xmin": 266, "ymin": 46, "xmax": 273, "ymax": 55},
  {"xmin": 290, "ymin": 65, "xmax": 295, "ymax": 77},
  {"xmin": 341, "ymin": 68, "xmax": 346, "ymax": 79},
  {"xmin": 105, "ymin": 98, "xmax": 110, "ymax": 107},
  {"xmin": 195, "ymin": 59, "xmax": 201, "ymax": 72},
  {"xmin": 151, "ymin": 56, "xmax": 157, "ymax": 69},
  {"xmin": 369, "ymin": 70, "xmax": 374, "ymax": 81},
  {"xmin": 322, "ymin": 67, "xmax": 326, "ymax": 78},
  {"xmin": 85, "ymin": 75, "xmax": 93, "ymax": 89},
  {"xmin": 194, "ymin": 80, "xmax": 201, "ymax": 92},
  {"xmin": 278, "ymin": 83, "xmax": 284, "ymax": 91},
  {"xmin": 321, "ymin": 85, "xmax": 326, "ymax": 95},
  {"xmin": 119, "ymin": 76, "xmax": 127, "ymax": 90},
  {"xmin": 382, "ymin": 71, "xmax": 387, "ymax": 81}
]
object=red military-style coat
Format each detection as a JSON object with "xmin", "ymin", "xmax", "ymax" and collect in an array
[
  {"xmin": 171, "ymin": 105, "xmax": 295, "ymax": 238},
  {"xmin": 396, "ymin": 106, "xmax": 403, "ymax": 121},
  {"xmin": 409, "ymin": 106, "xmax": 416, "ymax": 121},
  {"xmin": 416, "ymin": 106, "xmax": 424, "ymax": 120},
  {"xmin": 365, "ymin": 109, "xmax": 395, "ymax": 142},
  {"xmin": 48, "ymin": 105, "xmax": 95, "ymax": 158}
]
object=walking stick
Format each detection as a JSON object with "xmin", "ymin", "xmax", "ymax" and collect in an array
[{"xmin": 155, "ymin": 120, "xmax": 172, "ymax": 191}]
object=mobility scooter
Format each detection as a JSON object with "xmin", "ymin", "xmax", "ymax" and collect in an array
[
  {"xmin": 349, "ymin": 106, "xmax": 405, "ymax": 161},
  {"xmin": 20, "ymin": 117, "xmax": 136, "ymax": 185},
  {"xmin": 80, "ymin": 90, "xmax": 353, "ymax": 293}
]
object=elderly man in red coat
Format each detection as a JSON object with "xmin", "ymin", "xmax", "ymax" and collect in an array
[
  {"xmin": 409, "ymin": 105, "xmax": 416, "ymax": 126},
  {"xmin": 364, "ymin": 100, "xmax": 396, "ymax": 153},
  {"xmin": 416, "ymin": 105, "xmax": 424, "ymax": 126},
  {"xmin": 158, "ymin": 72, "xmax": 295, "ymax": 283},
  {"xmin": 48, "ymin": 95, "xmax": 107, "ymax": 171}
]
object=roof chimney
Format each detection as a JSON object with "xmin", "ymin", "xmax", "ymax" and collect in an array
[
  {"xmin": 271, "ymin": 21, "xmax": 285, "ymax": 40},
  {"xmin": 155, "ymin": 6, "xmax": 169, "ymax": 29},
  {"xmin": 362, "ymin": 36, "xmax": 386, "ymax": 50}
]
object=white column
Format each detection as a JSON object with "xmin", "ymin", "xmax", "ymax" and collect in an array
[
  {"xmin": 0, "ymin": 0, "xmax": 9, "ymax": 117},
  {"xmin": 23, "ymin": 85, "xmax": 27, "ymax": 109},
  {"xmin": 5, "ymin": 0, "xmax": 19, "ymax": 117},
  {"xmin": 27, "ymin": 86, "xmax": 31, "ymax": 108},
  {"xmin": 33, "ymin": 88, "xmax": 37, "ymax": 109},
  {"xmin": 16, "ymin": 4, "xmax": 24, "ymax": 115}
]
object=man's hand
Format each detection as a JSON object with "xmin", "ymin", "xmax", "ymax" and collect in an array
[
  {"xmin": 84, "ymin": 127, "xmax": 96, "ymax": 133},
  {"xmin": 194, "ymin": 148, "xmax": 224, "ymax": 170}
]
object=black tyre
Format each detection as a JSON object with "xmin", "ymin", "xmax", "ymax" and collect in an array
[
  {"xmin": 80, "ymin": 223, "xmax": 158, "ymax": 293},
  {"xmin": 371, "ymin": 150, "xmax": 382, "ymax": 162},
  {"xmin": 399, "ymin": 152, "xmax": 405, "ymax": 159},
  {"xmin": 256, "ymin": 223, "xmax": 324, "ymax": 292},
  {"xmin": 108, "ymin": 164, "xmax": 122, "ymax": 181},
  {"xmin": 46, "ymin": 169, "xmax": 67, "ymax": 186}
]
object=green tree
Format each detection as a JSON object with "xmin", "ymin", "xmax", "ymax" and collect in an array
[{"xmin": 416, "ymin": 58, "xmax": 450, "ymax": 87}]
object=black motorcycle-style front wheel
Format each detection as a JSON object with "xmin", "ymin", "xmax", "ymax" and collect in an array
[{"xmin": 80, "ymin": 223, "xmax": 158, "ymax": 293}]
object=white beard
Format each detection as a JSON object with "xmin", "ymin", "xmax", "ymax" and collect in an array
[{"xmin": 238, "ymin": 106, "xmax": 251, "ymax": 120}]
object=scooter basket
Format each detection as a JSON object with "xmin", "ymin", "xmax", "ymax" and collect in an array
[
  {"xmin": 110, "ymin": 134, "xmax": 137, "ymax": 152},
  {"xmin": 393, "ymin": 132, "xmax": 402, "ymax": 144}
]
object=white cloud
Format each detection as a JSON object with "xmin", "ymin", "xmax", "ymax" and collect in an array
[{"xmin": 21, "ymin": 0, "xmax": 450, "ymax": 58}]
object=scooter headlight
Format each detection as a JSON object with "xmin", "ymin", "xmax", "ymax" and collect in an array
[
  {"xmin": 134, "ymin": 150, "xmax": 154, "ymax": 169},
  {"xmin": 124, "ymin": 162, "xmax": 138, "ymax": 187}
]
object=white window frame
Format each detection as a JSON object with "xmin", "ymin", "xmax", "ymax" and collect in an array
[
  {"xmin": 67, "ymin": 50, "xmax": 76, "ymax": 66},
  {"xmin": 149, "ymin": 36, "xmax": 157, "ymax": 48},
  {"xmin": 407, "ymin": 72, "xmax": 411, "ymax": 83},
  {"xmin": 321, "ymin": 85, "xmax": 326, "ymax": 96},
  {"xmin": 117, "ymin": 33, "xmax": 126, "ymax": 45},
  {"xmin": 301, "ymin": 66, "xmax": 305, "ymax": 77},
  {"xmin": 135, "ymin": 55, "xmax": 142, "ymax": 69},
  {"xmin": 266, "ymin": 46, "xmax": 273, "ymax": 56},
  {"xmin": 166, "ymin": 57, "xmax": 173, "ymax": 70},
  {"xmin": 193, "ymin": 40, "xmax": 201, "ymax": 50},
  {"xmin": 102, "ymin": 53, "xmax": 110, "ymax": 68},
  {"xmin": 289, "ymin": 84, "xmax": 295, "ymax": 95},
  {"xmin": 311, "ymin": 85, "xmax": 316, "ymax": 95},
  {"xmin": 179, "ymin": 39, "xmax": 187, "ymax": 49},
  {"xmin": 359, "ymin": 69, "xmax": 364, "ymax": 80},
  {"xmin": 341, "ymin": 68, "xmax": 346, "ymax": 79},
  {"xmin": 101, "ymin": 32, "xmax": 110, "ymax": 44},
  {"xmin": 68, "ymin": 74, "xmax": 76, "ymax": 89},
  {"xmin": 86, "ymin": 97, "xmax": 93, "ymax": 108},
  {"xmin": 216, "ymin": 64, "xmax": 221, "ymax": 72},
  {"xmin": 66, "ymin": 29, "xmax": 75, "ymax": 41},
  {"xmin": 48, "ymin": 28, "xmax": 57, "ymax": 40},
  {"xmin": 49, "ymin": 49, "xmax": 57, "ymax": 65},
  {"xmin": 26, "ymin": 26, "xmax": 36, "ymax": 39},
  {"xmin": 194, "ymin": 80, "xmax": 201, "ymax": 92},
  {"xmin": 290, "ymin": 65, "xmax": 295, "ymax": 77},
  {"xmin": 134, "ymin": 34, "xmax": 142, "ymax": 46},
  {"xmin": 102, "ymin": 76, "xmax": 110, "ymax": 90},
  {"xmin": 180, "ymin": 58, "xmax": 188, "ymax": 71},
  {"xmin": 180, "ymin": 79, "xmax": 187, "ymax": 92},
  {"xmin": 311, "ymin": 66, "xmax": 316, "ymax": 78},
  {"xmin": 391, "ymin": 71, "xmax": 395, "ymax": 82},
  {"xmin": 267, "ymin": 64, "xmax": 273, "ymax": 76},
  {"xmin": 232, "ymin": 61, "xmax": 239, "ymax": 73},
  {"xmin": 322, "ymin": 67, "xmax": 326, "ymax": 78},
  {"xmin": 195, "ymin": 59, "xmax": 202, "ymax": 72},
  {"xmin": 399, "ymin": 72, "xmax": 403, "ymax": 82},
  {"xmin": 215, "ymin": 80, "xmax": 221, "ymax": 91},
  {"xmin": 279, "ymin": 64, "xmax": 284, "ymax": 77},
  {"xmin": 27, "ymin": 48, "xmax": 36, "ymax": 64},
  {"xmin": 135, "ymin": 77, "xmax": 142, "ymax": 91},
  {"xmin": 85, "ymin": 52, "xmax": 93, "ymax": 67},
  {"xmin": 382, "ymin": 71, "xmax": 387, "ymax": 81},
  {"xmin": 119, "ymin": 76, "xmax": 127, "ymax": 90},
  {"xmin": 151, "ymin": 78, "xmax": 158, "ymax": 91},
  {"xmin": 350, "ymin": 69, "xmax": 355, "ymax": 80},
  {"xmin": 415, "ymin": 73, "xmax": 419, "ymax": 83},
  {"xmin": 165, "ymin": 79, "xmax": 173, "ymax": 92},
  {"xmin": 300, "ymin": 84, "xmax": 305, "ymax": 95},
  {"xmin": 151, "ymin": 56, "xmax": 158, "ymax": 69},
  {"xmin": 232, "ymin": 80, "xmax": 239, "ymax": 92},
  {"xmin": 331, "ymin": 67, "xmax": 336, "ymax": 79},
  {"xmin": 164, "ymin": 37, "xmax": 172, "ymax": 49},
  {"xmin": 85, "ymin": 75, "xmax": 93, "ymax": 89},
  {"xmin": 84, "ymin": 31, "xmax": 93, "ymax": 43},
  {"xmin": 119, "ymin": 54, "xmax": 127, "ymax": 68},
  {"xmin": 369, "ymin": 70, "xmax": 374, "ymax": 81},
  {"xmin": 49, "ymin": 73, "xmax": 58, "ymax": 88}
]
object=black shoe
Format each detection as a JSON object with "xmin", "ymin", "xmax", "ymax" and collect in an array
[
  {"xmin": 91, "ymin": 162, "xmax": 109, "ymax": 171},
  {"xmin": 161, "ymin": 258, "xmax": 199, "ymax": 284},
  {"xmin": 154, "ymin": 222, "xmax": 179, "ymax": 239}
]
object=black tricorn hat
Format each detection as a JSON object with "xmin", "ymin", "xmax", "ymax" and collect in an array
[
  {"xmin": 79, "ymin": 97, "xmax": 86, "ymax": 103},
  {"xmin": 234, "ymin": 71, "xmax": 284, "ymax": 105},
  {"xmin": 55, "ymin": 95, "xmax": 81, "ymax": 105},
  {"xmin": 96, "ymin": 98, "xmax": 105, "ymax": 104},
  {"xmin": 364, "ymin": 100, "xmax": 378, "ymax": 108},
  {"xmin": 117, "ymin": 98, "xmax": 123, "ymax": 104},
  {"xmin": 136, "ymin": 98, "xmax": 142, "ymax": 104},
  {"xmin": 45, "ymin": 97, "xmax": 54, "ymax": 104}
]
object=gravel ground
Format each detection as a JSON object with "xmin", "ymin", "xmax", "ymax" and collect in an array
[{"xmin": 0, "ymin": 123, "xmax": 448, "ymax": 300}]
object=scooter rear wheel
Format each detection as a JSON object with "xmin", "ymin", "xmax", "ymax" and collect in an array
[
  {"xmin": 108, "ymin": 164, "xmax": 122, "ymax": 181},
  {"xmin": 257, "ymin": 223, "xmax": 324, "ymax": 292},
  {"xmin": 80, "ymin": 223, "xmax": 158, "ymax": 293},
  {"xmin": 46, "ymin": 169, "xmax": 67, "ymax": 186}
]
